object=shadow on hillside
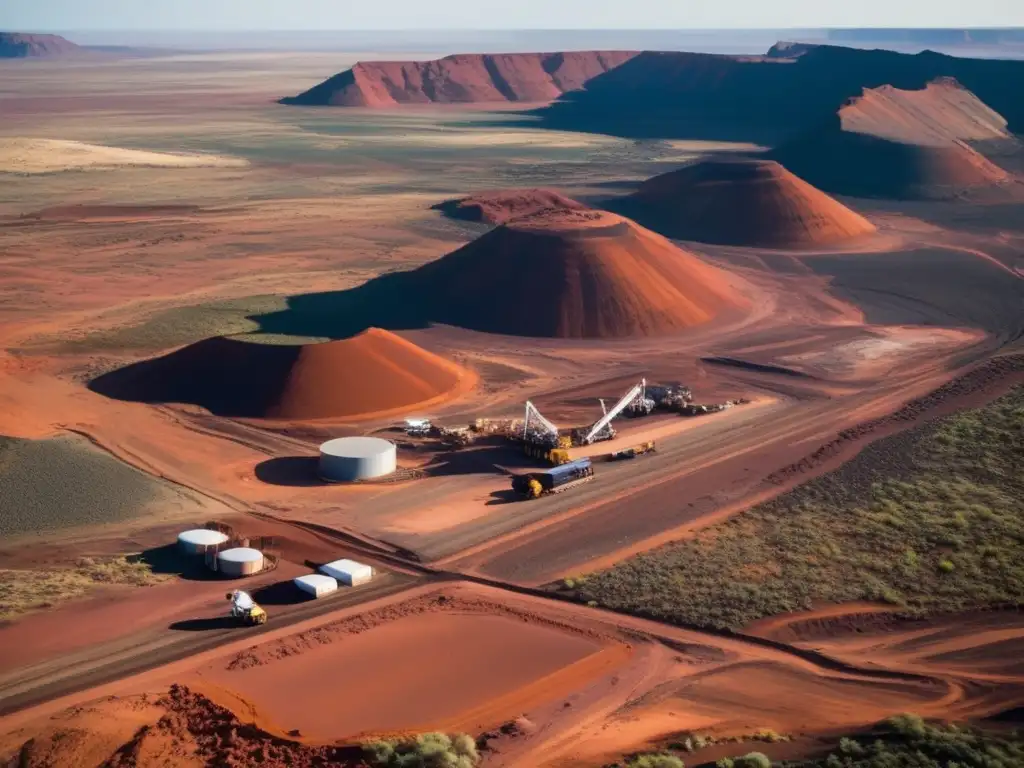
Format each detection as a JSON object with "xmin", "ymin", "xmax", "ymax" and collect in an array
[{"xmin": 458, "ymin": 48, "xmax": 1024, "ymax": 144}]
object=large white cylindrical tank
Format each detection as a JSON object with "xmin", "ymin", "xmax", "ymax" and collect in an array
[
  {"xmin": 177, "ymin": 528, "xmax": 229, "ymax": 555},
  {"xmin": 319, "ymin": 437, "xmax": 396, "ymax": 482},
  {"xmin": 217, "ymin": 547, "xmax": 264, "ymax": 577}
]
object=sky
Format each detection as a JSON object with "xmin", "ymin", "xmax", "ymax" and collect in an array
[{"xmin": 3, "ymin": 0, "xmax": 1023, "ymax": 31}]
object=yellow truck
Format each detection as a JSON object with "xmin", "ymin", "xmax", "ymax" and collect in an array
[{"xmin": 226, "ymin": 590, "xmax": 267, "ymax": 626}]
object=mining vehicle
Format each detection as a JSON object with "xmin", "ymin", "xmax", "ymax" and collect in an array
[
  {"xmin": 511, "ymin": 457, "xmax": 594, "ymax": 499},
  {"xmin": 610, "ymin": 440, "xmax": 656, "ymax": 460},
  {"xmin": 523, "ymin": 442, "xmax": 572, "ymax": 466},
  {"xmin": 226, "ymin": 590, "xmax": 267, "ymax": 626}
]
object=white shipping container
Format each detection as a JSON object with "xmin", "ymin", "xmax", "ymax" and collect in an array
[
  {"xmin": 293, "ymin": 574, "xmax": 338, "ymax": 598},
  {"xmin": 320, "ymin": 558, "xmax": 373, "ymax": 586}
]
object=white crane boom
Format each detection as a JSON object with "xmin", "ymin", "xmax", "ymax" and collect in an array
[
  {"xmin": 523, "ymin": 400, "xmax": 559, "ymax": 440},
  {"xmin": 582, "ymin": 379, "xmax": 646, "ymax": 444}
]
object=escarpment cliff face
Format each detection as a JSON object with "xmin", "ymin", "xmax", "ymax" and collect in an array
[
  {"xmin": 531, "ymin": 44, "xmax": 1024, "ymax": 143},
  {"xmin": 0, "ymin": 32, "xmax": 82, "ymax": 57},
  {"xmin": 771, "ymin": 79, "xmax": 1011, "ymax": 199},
  {"xmin": 280, "ymin": 51, "xmax": 639, "ymax": 106}
]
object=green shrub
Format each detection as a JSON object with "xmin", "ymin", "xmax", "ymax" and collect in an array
[
  {"xmin": 450, "ymin": 734, "xmax": 478, "ymax": 761},
  {"xmin": 938, "ymin": 559, "xmax": 955, "ymax": 573},
  {"xmin": 365, "ymin": 732, "xmax": 480, "ymax": 767},
  {"xmin": 797, "ymin": 717, "xmax": 1024, "ymax": 767},
  {"xmin": 626, "ymin": 755, "xmax": 684, "ymax": 768},
  {"xmin": 733, "ymin": 753, "xmax": 771, "ymax": 768},
  {"xmin": 837, "ymin": 737, "xmax": 864, "ymax": 756},
  {"xmin": 751, "ymin": 729, "xmax": 787, "ymax": 743},
  {"xmin": 716, "ymin": 759, "xmax": 734, "ymax": 768},
  {"xmin": 886, "ymin": 713, "xmax": 926, "ymax": 738}
]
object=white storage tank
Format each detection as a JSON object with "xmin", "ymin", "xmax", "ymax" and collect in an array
[
  {"xmin": 319, "ymin": 437, "xmax": 396, "ymax": 482},
  {"xmin": 217, "ymin": 547, "xmax": 264, "ymax": 577},
  {"xmin": 293, "ymin": 573, "xmax": 338, "ymax": 598},
  {"xmin": 177, "ymin": 528, "xmax": 229, "ymax": 555},
  {"xmin": 320, "ymin": 558, "xmax": 373, "ymax": 586}
]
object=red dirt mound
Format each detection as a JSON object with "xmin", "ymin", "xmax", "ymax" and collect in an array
[
  {"xmin": 0, "ymin": 32, "xmax": 81, "ymax": 58},
  {"xmin": 89, "ymin": 328, "xmax": 474, "ymax": 421},
  {"xmin": 280, "ymin": 51, "xmax": 639, "ymax": 106},
  {"xmin": 625, "ymin": 157, "xmax": 877, "ymax": 248},
  {"xmin": 771, "ymin": 80, "xmax": 1011, "ymax": 199},
  {"xmin": 404, "ymin": 208, "xmax": 747, "ymax": 338},
  {"xmin": 432, "ymin": 188, "xmax": 588, "ymax": 225}
]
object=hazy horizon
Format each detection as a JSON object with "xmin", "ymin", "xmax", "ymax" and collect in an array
[{"xmin": 4, "ymin": 0, "xmax": 1022, "ymax": 31}]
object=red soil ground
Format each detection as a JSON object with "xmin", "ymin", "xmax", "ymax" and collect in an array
[
  {"xmin": 280, "ymin": 51, "xmax": 639, "ymax": 107},
  {"xmin": 405, "ymin": 208, "xmax": 749, "ymax": 338},
  {"xmin": 89, "ymin": 328, "xmax": 476, "ymax": 421},
  {"xmin": 622, "ymin": 157, "xmax": 878, "ymax": 248},
  {"xmin": 771, "ymin": 81, "xmax": 1012, "ymax": 199},
  {"xmin": 7, "ymin": 583, "xmax": 1022, "ymax": 768},
  {"xmin": 433, "ymin": 188, "xmax": 588, "ymax": 225},
  {"xmin": 202, "ymin": 608, "xmax": 608, "ymax": 740}
]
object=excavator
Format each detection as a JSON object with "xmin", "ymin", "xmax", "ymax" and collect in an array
[{"xmin": 226, "ymin": 590, "xmax": 267, "ymax": 626}]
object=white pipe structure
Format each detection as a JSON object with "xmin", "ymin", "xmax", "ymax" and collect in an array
[
  {"xmin": 582, "ymin": 378, "xmax": 647, "ymax": 444},
  {"xmin": 523, "ymin": 400, "xmax": 559, "ymax": 441}
]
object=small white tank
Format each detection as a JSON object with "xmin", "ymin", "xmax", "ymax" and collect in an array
[{"xmin": 217, "ymin": 547, "xmax": 264, "ymax": 577}]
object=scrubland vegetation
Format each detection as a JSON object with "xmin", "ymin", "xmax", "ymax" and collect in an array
[
  {"xmin": 614, "ymin": 715, "xmax": 1024, "ymax": 768},
  {"xmin": 795, "ymin": 714, "xmax": 1024, "ymax": 768},
  {"xmin": 577, "ymin": 387, "xmax": 1024, "ymax": 629},
  {"xmin": 0, "ymin": 556, "xmax": 169, "ymax": 620},
  {"xmin": 365, "ymin": 732, "xmax": 480, "ymax": 768}
]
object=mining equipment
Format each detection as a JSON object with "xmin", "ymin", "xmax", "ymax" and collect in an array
[
  {"xmin": 404, "ymin": 418, "xmax": 432, "ymax": 437},
  {"xmin": 521, "ymin": 400, "xmax": 573, "ymax": 461},
  {"xmin": 678, "ymin": 398, "xmax": 750, "ymax": 416},
  {"xmin": 511, "ymin": 457, "xmax": 595, "ymax": 499},
  {"xmin": 610, "ymin": 440, "xmax": 656, "ymax": 460},
  {"xmin": 226, "ymin": 590, "xmax": 267, "ymax": 626},
  {"xmin": 524, "ymin": 443, "xmax": 572, "ymax": 466},
  {"xmin": 647, "ymin": 383, "xmax": 694, "ymax": 411},
  {"xmin": 436, "ymin": 425, "xmax": 476, "ymax": 448},
  {"xmin": 575, "ymin": 379, "xmax": 651, "ymax": 445}
]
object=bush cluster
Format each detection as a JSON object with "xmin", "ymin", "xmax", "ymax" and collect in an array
[
  {"xmin": 365, "ymin": 732, "xmax": 479, "ymax": 768},
  {"xmin": 794, "ymin": 714, "xmax": 1024, "ymax": 768}
]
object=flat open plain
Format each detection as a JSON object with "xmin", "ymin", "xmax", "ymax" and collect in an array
[{"xmin": 1, "ymin": 48, "xmax": 1023, "ymax": 768}]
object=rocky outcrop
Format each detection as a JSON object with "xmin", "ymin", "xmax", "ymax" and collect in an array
[
  {"xmin": 771, "ymin": 79, "xmax": 1012, "ymax": 199},
  {"xmin": 0, "ymin": 32, "xmax": 81, "ymax": 57},
  {"xmin": 280, "ymin": 50, "xmax": 639, "ymax": 106},
  {"xmin": 531, "ymin": 44, "xmax": 1024, "ymax": 143}
]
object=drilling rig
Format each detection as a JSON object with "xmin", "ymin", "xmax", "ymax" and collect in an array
[{"xmin": 574, "ymin": 379, "xmax": 652, "ymax": 445}]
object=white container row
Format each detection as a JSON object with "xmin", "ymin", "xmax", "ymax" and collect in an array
[
  {"xmin": 293, "ymin": 573, "xmax": 339, "ymax": 598},
  {"xmin": 292, "ymin": 558, "xmax": 374, "ymax": 599},
  {"xmin": 321, "ymin": 558, "xmax": 373, "ymax": 586}
]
